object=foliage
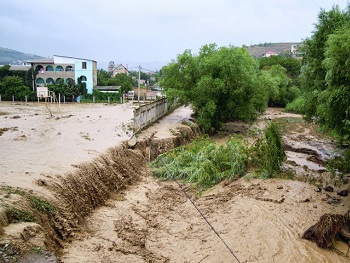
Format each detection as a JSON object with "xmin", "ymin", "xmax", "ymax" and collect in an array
[
  {"xmin": 27, "ymin": 195, "xmax": 56, "ymax": 215},
  {"xmin": 82, "ymin": 89, "xmax": 121, "ymax": 103},
  {"xmin": 151, "ymin": 122, "xmax": 285, "ymax": 190},
  {"xmin": 300, "ymin": 4, "xmax": 350, "ymax": 140},
  {"xmin": 259, "ymin": 64, "xmax": 301, "ymax": 108},
  {"xmin": 97, "ymin": 69, "xmax": 112, "ymax": 86},
  {"xmin": 6, "ymin": 207, "xmax": 35, "ymax": 223},
  {"xmin": 258, "ymin": 55, "xmax": 301, "ymax": 80},
  {"xmin": 322, "ymin": 25, "xmax": 350, "ymax": 139},
  {"xmin": 1, "ymin": 186, "xmax": 57, "ymax": 216},
  {"xmin": 160, "ymin": 44, "xmax": 265, "ymax": 133},
  {"xmin": 47, "ymin": 80, "xmax": 85, "ymax": 102},
  {"xmin": 328, "ymin": 148, "xmax": 350, "ymax": 175},
  {"xmin": 0, "ymin": 75, "xmax": 35, "ymax": 101},
  {"xmin": 151, "ymin": 136, "xmax": 249, "ymax": 191},
  {"xmin": 250, "ymin": 121, "xmax": 285, "ymax": 178},
  {"xmin": 285, "ymin": 96, "xmax": 306, "ymax": 114},
  {"xmin": 113, "ymin": 73, "xmax": 133, "ymax": 92}
]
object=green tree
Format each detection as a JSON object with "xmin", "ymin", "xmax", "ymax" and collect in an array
[
  {"xmin": 0, "ymin": 76, "xmax": 34, "ymax": 100},
  {"xmin": 258, "ymin": 55, "xmax": 301, "ymax": 80},
  {"xmin": 263, "ymin": 64, "xmax": 300, "ymax": 107},
  {"xmin": 160, "ymin": 44, "xmax": 265, "ymax": 133},
  {"xmin": 300, "ymin": 4, "xmax": 350, "ymax": 120},
  {"xmin": 322, "ymin": 25, "xmax": 350, "ymax": 138},
  {"xmin": 114, "ymin": 73, "xmax": 133, "ymax": 93},
  {"xmin": 97, "ymin": 69, "xmax": 112, "ymax": 86},
  {"xmin": 300, "ymin": 4, "xmax": 350, "ymax": 139}
]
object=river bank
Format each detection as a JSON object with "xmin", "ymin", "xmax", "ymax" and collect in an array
[{"xmin": 0, "ymin": 103, "xmax": 349, "ymax": 262}]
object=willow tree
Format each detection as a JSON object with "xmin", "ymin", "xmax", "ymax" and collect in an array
[{"xmin": 160, "ymin": 44, "xmax": 266, "ymax": 133}]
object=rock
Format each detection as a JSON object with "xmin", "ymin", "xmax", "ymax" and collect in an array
[
  {"xmin": 315, "ymin": 187, "xmax": 322, "ymax": 192},
  {"xmin": 277, "ymin": 186, "xmax": 283, "ymax": 189},
  {"xmin": 337, "ymin": 189, "xmax": 348, "ymax": 197},
  {"xmin": 324, "ymin": 185, "xmax": 334, "ymax": 192}
]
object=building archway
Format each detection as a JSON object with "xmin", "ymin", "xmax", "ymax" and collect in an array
[
  {"xmin": 46, "ymin": 65, "xmax": 54, "ymax": 71},
  {"xmin": 36, "ymin": 77, "xmax": 45, "ymax": 85},
  {"xmin": 65, "ymin": 66, "xmax": 74, "ymax": 71},
  {"xmin": 55, "ymin": 65, "xmax": 64, "ymax": 72},
  {"xmin": 56, "ymin": 78, "xmax": 63, "ymax": 84},
  {"xmin": 79, "ymin": 75, "xmax": 87, "ymax": 81},
  {"xmin": 35, "ymin": 65, "xmax": 44, "ymax": 74},
  {"xmin": 65, "ymin": 78, "xmax": 74, "ymax": 85},
  {"xmin": 46, "ymin": 78, "xmax": 54, "ymax": 84}
]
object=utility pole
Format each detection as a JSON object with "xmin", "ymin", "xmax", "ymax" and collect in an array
[{"xmin": 138, "ymin": 65, "xmax": 141, "ymax": 102}]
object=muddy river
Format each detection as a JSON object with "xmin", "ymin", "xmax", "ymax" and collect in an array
[{"xmin": 0, "ymin": 103, "xmax": 349, "ymax": 262}]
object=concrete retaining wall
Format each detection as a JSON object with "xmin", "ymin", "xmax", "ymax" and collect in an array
[{"xmin": 133, "ymin": 98, "xmax": 167, "ymax": 133}]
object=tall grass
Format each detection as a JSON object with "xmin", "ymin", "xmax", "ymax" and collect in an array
[
  {"xmin": 151, "ymin": 122, "xmax": 285, "ymax": 190},
  {"xmin": 251, "ymin": 121, "xmax": 285, "ymax": 178},
  {"xmin": 151, "ymin": 136, "xmax": 249, "ymax": 190}
]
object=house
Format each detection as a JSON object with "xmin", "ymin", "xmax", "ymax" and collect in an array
[
  {"xmin": 107, "ymin": 61, "xmax": 129, "ymax": 77},
  {"xmin": 26, "ymin": 55, "xmax": 97, "ymax": 94},
  {"xmin": 112, "ymin": 63, "xmax": 129, "ymax": 77},
  {"xmin": 262, "ymin": 51, "xmax": 278, "ymax": 57}
]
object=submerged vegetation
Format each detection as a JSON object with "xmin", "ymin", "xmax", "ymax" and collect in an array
[
  {"xmin": 151, "ymin": 135, "xmax": 249, "ymax": 190},
  {"xmin": 151, "ymin": 122, "xmax": 285, "ymax": 191}
]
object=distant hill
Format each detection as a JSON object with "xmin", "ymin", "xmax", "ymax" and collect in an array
[
  {"xmin": 245, "ymin": 42, "xmax": 301, "ymax": 58},
  {"xmin": 0, "ymin": 47, "xmax": 43, "ymax": 65}
]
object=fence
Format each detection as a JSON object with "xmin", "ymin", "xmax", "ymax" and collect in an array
[
  {"xmin": 133, "ymin": 98, "xmax": 168, "ymax": 133},
  {"xmin": 0, "ymin": 94, "xmax": 123, "ymax": 104}
]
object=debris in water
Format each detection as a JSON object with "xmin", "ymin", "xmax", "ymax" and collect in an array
[
  {"xmin": 324, "ymin": 185, "xmax": 334, "ymax": 192},
  {"xmin": 337, "ymin": 189, "xmax": 349, "ymax": 197},
  {"xmin": 302, "ymin": 212, "xmax": 348, "ymax": 249}
]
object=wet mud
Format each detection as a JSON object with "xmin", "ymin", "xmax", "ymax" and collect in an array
[{"xmin": 1, "ymin": 106, "xmax": 350, "ymax": 262}]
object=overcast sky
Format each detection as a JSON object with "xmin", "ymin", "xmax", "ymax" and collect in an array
[{"xmin": 0, "ymin": 0, "xmax": 348, "ymax": 70}]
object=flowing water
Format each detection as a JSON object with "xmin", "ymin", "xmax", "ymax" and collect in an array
[{"xmin": 0, "ymin": 104, "xmax": 349, "ymax": 262}]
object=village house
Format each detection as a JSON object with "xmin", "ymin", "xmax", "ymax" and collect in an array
[
  {"xmin": 107, "ymin": 61, "xmax": 129, "ymax": 77},
  {"xmin": 27, "ymin": 55, "xmax": 97, "ymax": 94}
]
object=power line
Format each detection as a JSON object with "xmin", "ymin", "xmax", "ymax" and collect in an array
[{"xmin": 148, "ymin": 141, "xmax": 241, "ymax": 263}]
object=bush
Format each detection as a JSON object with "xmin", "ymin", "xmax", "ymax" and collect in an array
[
  {"xmin": 250, "ymin": 121, "xmax": 285, "ymax": 178},
  {"xmin": 285, "ymin": 96, "xmax": 306, "ymax": 114}
]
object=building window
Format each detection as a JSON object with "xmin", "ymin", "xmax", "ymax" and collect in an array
[{"xmin": 82, "ymin": 62, "xmax": 87, "ymax": 69}]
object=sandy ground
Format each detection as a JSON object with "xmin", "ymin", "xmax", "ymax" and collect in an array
[
  {"xmin": 0, "ymin": 102, "xmax": 138, "ymax": 192},
  {"xmin": 1, "ymin": 102, "xmax": 349, "ymax": 262}
]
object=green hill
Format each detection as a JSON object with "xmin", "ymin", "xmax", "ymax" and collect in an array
[{"xmin": 0, "ymin": 47, "xmax": 43, "ymax": 65}]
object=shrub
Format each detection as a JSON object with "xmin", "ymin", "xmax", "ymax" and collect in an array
[{"xmin": 250, "ymin": 121, "xmax": 285, "ymax": 178}]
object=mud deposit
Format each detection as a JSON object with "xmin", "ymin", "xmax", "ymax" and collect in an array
[{"xmin": 0, "ymin": 105, "xmax": 349, "ymax": 262}]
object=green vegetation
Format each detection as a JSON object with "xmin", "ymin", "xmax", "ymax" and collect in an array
[
  {"xmin": 81, "ymin": 89, "xmax": 122, "ymax": 103},
  {"xmin": 151, "ymin": 136, "xmax": 249, "ymax": 191},
  {"xmin": 0, "ymin": 243, "xmax": 22, "ymax": 262},
  {"xmin": 151, "ymin": 122, "xmax": 285, "ymax": 191},
  {"xmin": 160, "ymin": 44, "xmax": 267, "ymax": 133},
  {"xmin": 328, "ymin": 148, "xmax": 350, "ymax": 185},
  {"xmin": 1, "ymin": 186, "xmax": 56, "ymax": 216},
  {"xmin": 250, "ymin": 122, "xmax": 286, "ymax": 178},
  {"xmin": 285, "ymin": 97, "xmax": 306, "ymax": 114},
  {"xmin": 97, "ymin": 69, "xmax": 134, "ymax": 92},
  {"xmin": 300, "ymin": 4, "xmax": 350, "ymax": 141},
  {"xmin": 27, "ymin": 195, "xmax": 56, "ymax": 215},
  {"xmin": 0, "ymin": 74, "xmax": 35, "ymax": 101},
  {"xmin": 6, "ymin": 207, "xmax": 35, "ymax": 223},
  {"xmin": 45, "ymin": 78, "xmax": 87, "ymax": 102}
]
